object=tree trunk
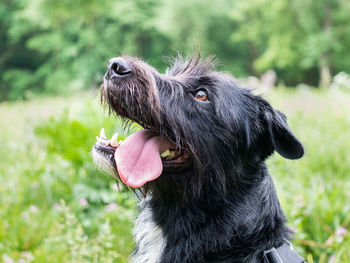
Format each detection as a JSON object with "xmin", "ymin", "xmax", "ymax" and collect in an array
[
  {"xmin": 246, "ymin": 41, "xmax": 259, "ymax": 76},
  {"xmin": 319, "ymin": 55, "xmax": 332, "ymax": 89},
  {"xmin": 319, "ymin": 3, "xmax": 332, "ymax": 89}
]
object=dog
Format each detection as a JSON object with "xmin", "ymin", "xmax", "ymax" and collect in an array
[{"xmin": 92, "ymin": 54, "xmax": 305, "ymax": 263}]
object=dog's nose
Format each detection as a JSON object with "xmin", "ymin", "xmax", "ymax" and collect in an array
[{"xmin": 108, "ymin": 57, "xmax": 132, "ymax": 77}]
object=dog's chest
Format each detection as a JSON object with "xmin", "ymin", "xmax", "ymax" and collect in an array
[{"xmin": 132, "ymin": 202, "xmax": 166, "ymax": 263}]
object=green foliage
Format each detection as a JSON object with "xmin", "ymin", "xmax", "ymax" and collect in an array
[
  {"xmin": 2, "ymin": 0, "xmax": 350, "ymax": 101},
  {"xmin": 40, "ymin": 200, "xmax": 122, "ymax": 263},
  {"xmin": 0, "ymin": 0, "xmax": 172, "ymax": 101},
  {"xmin": 0, "ymin": 89, "xmax": 350, "ymax": 262},
  {"xmin": 158, "ymin": 0, "xmax": 249, "ymax": 76},
  {"xmin": 0, "ymin": 94, "xmax": 136, "ymax": 262},
  {"xmin": 0, "ymin": 0, "xmax": 45, "ymax": 100},
  {"xmin": 229, "ymin": 0, "xmax": 350, "ymax": 86},
  {"xmin": 267, "ymin": 88, "xmax": 350, "ymax": 262}
]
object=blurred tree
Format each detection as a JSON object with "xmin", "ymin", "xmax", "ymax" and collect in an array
[
  {"xmin": 0, "ymin": 0, "xmax": 45, "ymax": 100},
  {"xmin": 293, "ymin": 0, "xmax": 350, "ymax": 88},
  {"xmin": 1, "ymin": 0, "xmax": 171, "ymax": 100},
  {"xmin": 157, "ymin": 0, "xmax": 250, "ymax": 76},
  {"xmin": 230, "ymin": 0, "xmax": 350, "ymax": 87},
  {"xmin": 1, "ymin": 0, "xmax": 350, "ymax": 101}
]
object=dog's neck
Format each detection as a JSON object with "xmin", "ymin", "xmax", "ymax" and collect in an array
[{"xmin": 138, "ymin": 165, "xmax": 290, "ymax": 263}]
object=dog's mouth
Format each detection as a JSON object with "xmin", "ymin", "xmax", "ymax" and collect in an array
[{"xmin": 93, "ymin": 110, "xmax": 192, "ymax": 188}]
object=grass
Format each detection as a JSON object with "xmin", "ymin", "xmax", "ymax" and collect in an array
[{"xmin": 0, "ymin": 88, "xmax": 349, "ymax": 262}]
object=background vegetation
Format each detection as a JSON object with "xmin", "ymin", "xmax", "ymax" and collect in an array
[
  {"xmin": 1, "ymin": 0, "xmax": 350, "ymax": 262},
  {"xmin": 1, "ymin": 90, "xmax": 349, "ymax": 263},
  {"xmin": 1, "ymin": 0, "xmax": 350, "ymax": 101}
]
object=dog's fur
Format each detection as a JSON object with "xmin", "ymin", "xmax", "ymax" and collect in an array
[{"xmin": 93, "ymin": 54, "xmax": 304, "ymax": 263}]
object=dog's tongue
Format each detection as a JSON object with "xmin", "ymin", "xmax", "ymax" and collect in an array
[{"xmin": 115, "ymin": 129, "xmax": 171, "ymax": 188}]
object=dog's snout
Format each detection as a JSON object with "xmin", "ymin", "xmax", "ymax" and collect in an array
[{"xmin": 108, "ymin": 57, "xmax": 132, "ymax": 77}]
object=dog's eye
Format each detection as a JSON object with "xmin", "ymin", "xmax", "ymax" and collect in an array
[{"xmin": 194, "ymin": 90, "xmax": 209, "ymax": 102}]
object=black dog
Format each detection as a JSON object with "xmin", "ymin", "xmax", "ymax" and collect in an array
[{"xmin": 92, "ymin": 54, "xmax": 305, "ymax": 263}]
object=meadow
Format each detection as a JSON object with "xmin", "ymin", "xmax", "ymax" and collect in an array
[{"xmin": 0, "ymin": 88, "xmax": 349, "ymax": 263}]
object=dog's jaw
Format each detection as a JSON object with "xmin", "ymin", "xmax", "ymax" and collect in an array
[{"xmin": 92, "ymin": 128, "xmax": 193, "ymax": 188}]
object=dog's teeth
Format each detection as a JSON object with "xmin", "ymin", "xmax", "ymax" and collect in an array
[
  {"xmin": 96, "ymin": 135, "xmax": 109, "ymax": 146},
  {"xmin": 173, "ymin": 150, "xmax": 181, "ymax": 159},
  {"xmin": 167, "ymin": 150, "xmax": 177, "ymax": 160},
  {"xmin": 160, "ymin": 149, "xmax": 181, "ymax": 160},
  {"xmin": 100, "ymin": 128, "xmax": 108, "ymax": 139},
  {"xmin": 161, "ymin": 149, "xmax": 170, "ymax": 158},
  {"xmin": 101, "ymin": 139, "xmax": 109, "ymax": 146},
  {"xmin": 110, "ymin": 133, "xmax": 119, "ymax": 147}
]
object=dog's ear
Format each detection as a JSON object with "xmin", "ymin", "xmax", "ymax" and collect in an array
[{"xmin": 265, "ymin": 109, "xmax": 304, "ymax": 159}]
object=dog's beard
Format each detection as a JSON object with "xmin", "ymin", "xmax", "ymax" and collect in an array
[
  {"xmin": 91, "ymin": 148, "xmax": 118, "ymax": 179},
  {"xmin": 91, "ymin": 128, "xmax": 119, "ymax": 179}
]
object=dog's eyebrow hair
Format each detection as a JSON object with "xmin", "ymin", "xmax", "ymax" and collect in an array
[{"xmin": 166, "ymin": 54, "xmax": 217, "ymax": 77}]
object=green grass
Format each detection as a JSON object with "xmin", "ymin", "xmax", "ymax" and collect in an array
[{"xmin": 0, "ymin": 88, "xmax": 349, "ymax": 262}]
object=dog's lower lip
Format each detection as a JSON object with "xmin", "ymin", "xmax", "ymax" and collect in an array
[
  {"xmin": 94, "ymin": 143, "xmax": 117, "ymax": 155},
  {"xmin": 162, "ymin": 149, "xmax": 192, "ymax": 170}
]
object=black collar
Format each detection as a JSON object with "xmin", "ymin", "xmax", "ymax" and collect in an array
[{"xmin": 262, "ymin": 241, "xmax": 306, "ymax": 263}]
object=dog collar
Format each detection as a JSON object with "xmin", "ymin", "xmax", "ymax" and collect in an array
[{"xmin": 262, "ymin": 240, "xmax": 306, "ymax": 263}]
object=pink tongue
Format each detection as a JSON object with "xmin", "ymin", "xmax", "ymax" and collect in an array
[{"xmin": 115, "ymin": 129, "xmax": 171, "ymax": 188}]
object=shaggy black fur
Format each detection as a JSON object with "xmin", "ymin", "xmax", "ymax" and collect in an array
[{"xmin": 98, "ymin": 54, "xmax": 304, "ymax": 263}]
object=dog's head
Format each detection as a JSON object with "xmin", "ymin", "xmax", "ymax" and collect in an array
[{"xmin": 92, "ymin": 55, "xmax": 303, "ymax": 197}]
